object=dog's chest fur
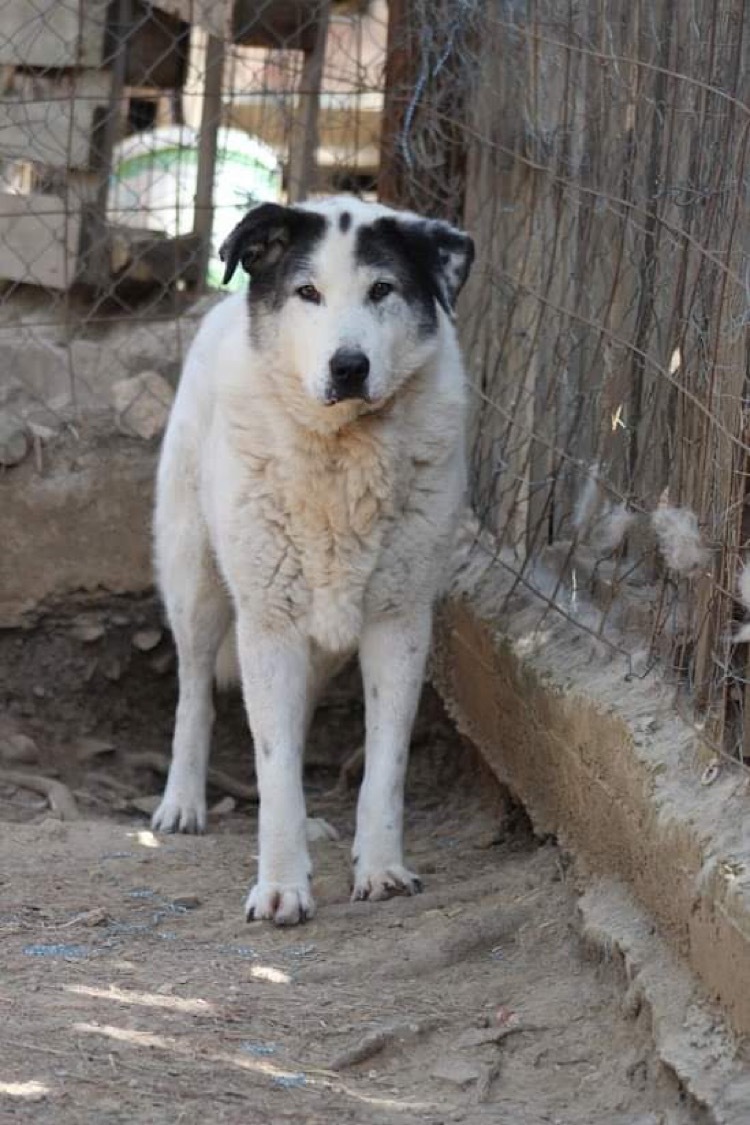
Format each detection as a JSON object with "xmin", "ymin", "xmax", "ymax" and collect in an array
[{"xmin": 246, "ymin": 415, "xmax": 407, "ymax": 651}]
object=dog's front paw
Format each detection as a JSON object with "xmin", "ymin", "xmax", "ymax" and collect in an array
[
  {"xmin": 151, "ymin": 793, "xmax": 206, "ymax": 835},
  {"xmin": 351, "ymin": 864, "xmax": 423, "ymax": 902},
  {"xmin": 245, "ymin": 882, "xmax": 315, "ymax": 926}
]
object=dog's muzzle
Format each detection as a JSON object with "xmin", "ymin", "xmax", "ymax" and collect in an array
[{"xmin": 326, "ymin": 347, "xmax": 370, "ymax": 404}]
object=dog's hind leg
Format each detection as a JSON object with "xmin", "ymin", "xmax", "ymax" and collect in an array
[{"xmin": 152, "ymin": 519, "xmax": 231, "ymax": 835}]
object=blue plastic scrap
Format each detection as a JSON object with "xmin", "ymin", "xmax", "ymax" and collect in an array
[
  {"xmin": 272, "ymin": 1073, "xmax": 306, "ymax": 1089},
  {"xmin": 23, "ymin": 943, "xmax": 92, "ymax": 960},
  {"xmin": 240, "ymin": 1041, "xmax": 277, "ymax": 1057}
]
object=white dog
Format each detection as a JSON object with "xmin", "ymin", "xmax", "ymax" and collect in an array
[{"xmin": 151, "ymin": 195, "xmax": 474, "ymax": 925}]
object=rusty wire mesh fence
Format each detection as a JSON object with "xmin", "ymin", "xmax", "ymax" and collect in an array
[
  {"xmin": 2, "ymin": 0, "xmax": 750, "ymax": 764},
  {"xmin": 448, "ymin": 0, "xmax": 750, "ymax": 765}
]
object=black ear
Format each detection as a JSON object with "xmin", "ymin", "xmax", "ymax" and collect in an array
[
  {"xmin": 218, "ymin": 202, "xmax": 295, "ymax": 285},
  {"xmin": 423, "ymin": 220, "xmax": 475, "ymax": 312}
]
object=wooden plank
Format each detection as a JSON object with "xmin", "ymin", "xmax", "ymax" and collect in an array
[
  {"xmin": 80, "ymin": 0, "xmax": 132, "ymax": 290},
  {"xmin": 287, "ymin": 2, "xmax": 329, "ymax": 203},
  {"xmin": 192, "ymin": 31, "xmax": 224, "ymax": 290},
  {"xmin": 233, "ymin": 0, "xmax": 321, "ymax": 49},
  {"xmin": 0, "ymin": 1, "xmax": 109, "ymax": 68},
  {"xmin": 152, "ymin": 0, "xmax": 230, "ymax": 41},
  {"xmin": 377, "ymin": 0, "xmax": 418, "ymax": 206},
  {"xmin": 225, "ymin": 99, "xmax": 382, "ymax": 163},
  {"xmin": 0, "ymin": 192, "xmax": 81, "ymax": 289},
  {"xmin": 0, "ymin": 72, "xmax": 111, "ymax": 170},
  {"xmin": 107, "ymin": 224, "xmax": 201, "ymax": 285},
  {"xmin": 107, "ymin": 0, "xmax": 190, "ymax": 89},
  {"xmin": 158, "ymin": 0, "xmax": 320, "ymax": 48}
]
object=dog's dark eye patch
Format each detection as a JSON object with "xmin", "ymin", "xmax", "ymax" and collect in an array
[
  {"xmin": 356, "ymin": 218, "xmax": 444, "ymax": 336},
  {"xmin": 247, "ymin": 211, "xmax": 328, "ymax": 313}
]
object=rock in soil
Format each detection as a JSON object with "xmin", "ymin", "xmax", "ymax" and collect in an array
[
  {"xmin": 112, "ymin": 371, "xmax": 174, "ymax": 440},
  {"xmin": 132, "ymin": 628, "xmax": 162, "ymax": 652},
  {"xmin": 0, "ymin": 414, "xmax": 29, "ymax": 466},
  {"xmin": 0, "ymin": 731, "xmax": 40, "ymax": 765}
]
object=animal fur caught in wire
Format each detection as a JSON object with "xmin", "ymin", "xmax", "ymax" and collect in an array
[{"xmin": 651, "ymin": 505, "xmax": 708, "ymax": 575}]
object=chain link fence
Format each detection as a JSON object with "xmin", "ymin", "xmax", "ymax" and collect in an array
[
  {"xmin": 2, "ymin": 0, "xmax": 750, "ymax": 765},
  {"xmin": 452, "ymin": 0, "xmax": 750, "ymax": 765},
  {"xmin": 0, "ymin": 0, "xmax": 386, "ymax": 437}
]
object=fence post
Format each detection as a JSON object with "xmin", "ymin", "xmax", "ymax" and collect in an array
[
  {"xmin": 193, "ymin": 31, "xmax": 225, "ymax": 291},
  {"xmin": 377, "ymin": 0, "xmax": 417, "ymax": 207},
  {"xmin": 287, "ymin": 1, "xmax": 330, "ymax": 203}
]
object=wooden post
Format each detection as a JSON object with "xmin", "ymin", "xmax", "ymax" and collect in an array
[
  {"xmin": 193, "ymin": 31, "xmax": 225, "ymax": 290},
  {"xmin": 377, "ymin": 0, "xmax": 417, "ymax": 207},
  {"xmin": 287, "ymin": 1, "xmax": 330, "ymax": 203},
  {"xmin": 81, "ymin": 0, "xmax": 131, "ymax": 288}
]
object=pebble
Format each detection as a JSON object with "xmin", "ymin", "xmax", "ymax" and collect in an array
[
  {"xmin": 430, "ymin": 1056, "xmax": 481, "ymax": 1086},
  {"xmin": 132, "ymin": 628, "xmax": 162, "ymax": 652},
  {"xmin": 27, "ymin": 421, "xmax": 56, "ymax": 442},
  {"xmin": 112, "ymin": 371, "xmax": 174, "ymax": 440},
  {"xmin": 0, "ymin": 415, "xmax": 29, "ymax": 466},
  {"xmin": 74, "ymin": 737, "xmax": 115, "ymax": 761},
  {"xmin": 306, "ymin": 816, "xmax": 340, "ymax": 843},
  {"xmin": 71, "ymin": 616, "xmax": 106, "ymax": 644},
  {"xmin": 210, "ymin": 795, "xmax": 236, "ymax": 816},
  {"xmin": 66, "ymin": 907, "xmax": 110, "ymax": 928},
  {"xmin": 150, "ymin": 650, "xmax": 175, "ymax": 675},
  {"xmin": 102, "ymin": 658, "xmax": 123, "ymax": 682},
  {"xmin": 0, "ymin": 732, "xmax": 40, "ymax": 764},
  {"xmin": 129, "ymin": 794, "xmax": 161, "ymax": 816},
  {"xmin": 172, "ymin": 895, "xmax": 201, "ymax": 911}
]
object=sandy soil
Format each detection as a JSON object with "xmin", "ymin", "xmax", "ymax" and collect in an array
[{"xmin": 0, "ymin": 598, "xmax": 707, "ymax": 1124}]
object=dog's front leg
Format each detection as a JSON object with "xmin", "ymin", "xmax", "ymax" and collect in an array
[
  {"xmin": 238, "ymin": 618, "xmax": 314, "ymax": 926},
  {"xmin": 352, "ymin": 610, "xmax": 431, "ymax": 901}
]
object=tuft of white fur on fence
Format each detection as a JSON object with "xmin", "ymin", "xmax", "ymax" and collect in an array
[
  {"xmin": 734, "ymin": 564, "xmax": 750, "ymax": 643},
  {"xmin": 651, "ymin": 506, "xmax": 708, "ymax": 574},
  {"xmin": 572, "ymin": 463, "xmax": 602, "ymax": 536},
  {"xmin": 595, "ymin": 502, "xmax": 635, "ymax": 554}
]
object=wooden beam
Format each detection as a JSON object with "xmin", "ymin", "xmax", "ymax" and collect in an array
[
  {"xmin": 108, "ymin": 225, "xmax": 202, "ymax": 286},
  {"xmin": 157, "ymin": 0, "xmax": 321, "ymax": 49},
  {"xmin": 0, "ymin": 1, "xmax": 109, "ymax": 67},
  {"xmin": 233, "ymin": 0, "xmax": 321, "ymax": 50},
  {"xmin": 0, "ymin": 72, "xmax": 112, "ymax": 170},
  {"xmin": 377, "ymin": 0, "xmax": 418, "ymax": 207},
  {"xmin": 287, "ymin": 2, "xmax": 330, "ymax": 203},
  {"xmin": 79, "ymin": 0, "xmax": 132, "ymax": 289},
  {"xmin": 106, "ymin": 0, "xmax": 191, "ymax": 89},
  {"xmin": 192, "ymin": 31, "xmax": 225, "ymax": 291},
  {"xmin": 0, "ymin": 192, "xmax": 81, "ymax": 289},
  {"xmin": 150, "ymin": 0, "xmax": 231, "ymax": 41}
]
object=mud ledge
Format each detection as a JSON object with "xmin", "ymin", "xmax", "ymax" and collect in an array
[
  {"xmin": 0, "ymin": 432, "xmax": 156, "ymax": 627},
  {"xmin": 431, "ymin": 570, "xmax": 750, "ymax": 1037}
]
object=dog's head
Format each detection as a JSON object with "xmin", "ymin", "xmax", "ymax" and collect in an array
[{"xmin": 219, "ymin": 197, "xmax": 474, "ymax": 414}]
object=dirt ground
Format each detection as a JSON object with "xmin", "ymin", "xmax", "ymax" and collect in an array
[{"xmin": 1, "ymin": 598, "xmax": 712, "ymax": 1124}]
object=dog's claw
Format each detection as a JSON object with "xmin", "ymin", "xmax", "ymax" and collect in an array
[
  {"xmin": 151, "ymin": 796, "xmax": 207, "ymax": 835},
  {"xmin": 351, "ymin": 866, "xmax": 423, "ymax": 902},
  {"xmin": 245, "ymin": 882, "xmax": 316, "ymax": 926}
]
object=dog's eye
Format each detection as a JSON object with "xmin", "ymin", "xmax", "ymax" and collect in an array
[
  {"xmin": 296, "ymin": 284, "xmax": 322, "ymax": 304},
  {"xmin": 369, "ymin": 280, "xmax": 394, "ymax": 303}
]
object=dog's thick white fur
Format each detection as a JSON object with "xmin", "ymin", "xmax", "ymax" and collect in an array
[{"xmin": 151, "ymin": 195, "xmax": 474, "ymax": 925}]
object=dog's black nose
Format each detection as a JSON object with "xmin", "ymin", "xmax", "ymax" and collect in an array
[{"xmin": 328, "ymin": 348, "xmax": 370, "ymax": 402}]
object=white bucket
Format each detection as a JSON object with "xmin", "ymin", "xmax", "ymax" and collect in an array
[{"xmin": 108, "ymin": 125, "xmax": 282, "ymax": 289}]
